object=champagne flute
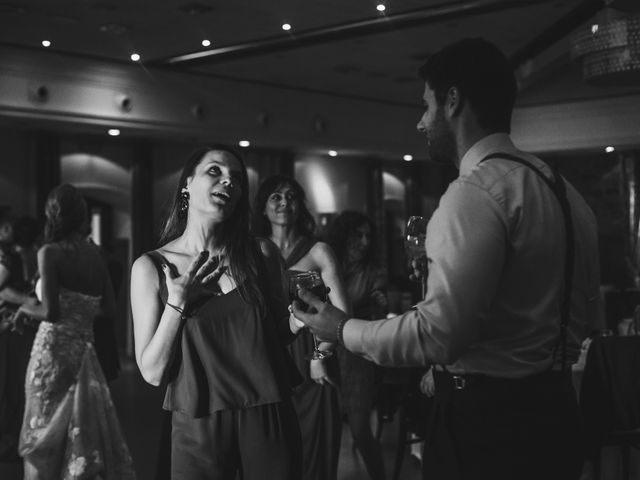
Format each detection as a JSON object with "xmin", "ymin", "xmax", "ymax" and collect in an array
[
  {"xmin": 288, "ymin": 271, "xmax": 332, "ymax": 360},
  {"xmin": 405, "ymin": 215, "xmax": 429, "ymax": 298}
]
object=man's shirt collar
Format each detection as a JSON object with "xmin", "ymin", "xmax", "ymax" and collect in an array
[{"xmin": 459, "ymin": 133, "xmax": 515, "ymax": 176}]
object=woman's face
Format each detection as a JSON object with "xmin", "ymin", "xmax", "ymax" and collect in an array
[
  {"xmin": 347, "ymin": 222, "xmax": 371, "ymax": 263},
  {"xmin": 185, "ymin": 150, "xmax": 244, "ymax": 222},
  {"xmin": 264, "ymin": 183, "xmax": 300, "ymax": 228}
]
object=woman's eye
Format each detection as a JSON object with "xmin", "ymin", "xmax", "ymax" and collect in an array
[
  {"xmin": 269, "ymin": 194, "xmax": 281, "ymax": 202},
  {"xmin": 208, "ymin": 166, "xmax": 221, "ymax": 175}
]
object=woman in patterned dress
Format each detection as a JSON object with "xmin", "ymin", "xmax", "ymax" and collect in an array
[{"xmin": 13, "ymin": 184, "xmax": 135, "ymax": 479}]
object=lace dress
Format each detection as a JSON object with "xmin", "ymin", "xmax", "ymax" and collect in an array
[{"xmin": 19, "ymin": 283, "xmax": 135, "ymax": 480}]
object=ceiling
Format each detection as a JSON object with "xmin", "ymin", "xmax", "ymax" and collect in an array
[
  {"xmin": 2, "ymin": 0, "xmax": 640, "ymax": 159},
  {"xmin": 0, "ymin": 0, "xmax": 623, "ymax": 107}
]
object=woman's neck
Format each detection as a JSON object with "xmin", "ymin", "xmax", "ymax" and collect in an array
[
  {"xmin": 269, "ymin": 224, "xmax": 300, "ymax": 252},
  {"xmin": 179, "ymin": 220, "xmax": 224, "ymax": 256}
]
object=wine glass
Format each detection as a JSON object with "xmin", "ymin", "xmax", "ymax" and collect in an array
[
  {"xmin": 405, "ymin": 215, "xmax": 429, "ymax": 298},
  {"xmin": 288, "ymin": 271, "xmax": 333, "ymax": 360}
]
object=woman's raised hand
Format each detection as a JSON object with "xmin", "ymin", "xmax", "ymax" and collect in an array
[{"xmin": 162, "ymin": 251, "xmax": 227, "ymax": 306}]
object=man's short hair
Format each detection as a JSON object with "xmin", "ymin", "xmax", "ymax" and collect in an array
[{"xmin": 418, "ymin": 38, "xmax": 518, "ymax": 133}]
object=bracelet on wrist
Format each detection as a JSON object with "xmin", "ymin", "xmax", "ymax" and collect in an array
[
  {"xmin": 336, "ymin": 317, "xmax": 349, "ymax": 347},
  {"xmin": 166, "ymin": 301, "xmax": 188, "ymax": 321}
]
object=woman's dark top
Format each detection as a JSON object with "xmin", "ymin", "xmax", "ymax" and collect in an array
[
  {"xmin": 146, "ymin": 250, "xmax": 296, "ymax": 418},
  {"xmin": 283, "ymin": 237, "xmax": 322, "ymax": 383}
]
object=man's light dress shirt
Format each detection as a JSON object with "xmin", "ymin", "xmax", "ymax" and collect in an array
[{"xmin": 344, "ymin": 133, "xmax": 600, "ymax": 378}]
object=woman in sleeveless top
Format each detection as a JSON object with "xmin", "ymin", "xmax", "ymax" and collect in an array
[
  {"xmin": 253, "ymin": 175, "xmax": 350, "ymax": 480},
  {"xmin": 130, "ymin": 146, "xmax": 302, "ymax": 480},
  {"xmin": 12, "ymin": 184, "xmax": 135, "ymax": 479},
  {"xmin": 327, "ymin": 211, "xmax": 388, "ymax": 480}
]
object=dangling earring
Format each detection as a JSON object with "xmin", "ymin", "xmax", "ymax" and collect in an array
[{"xmin": 179, "ymin": 187, "xmax": 189, "ymax": 217}]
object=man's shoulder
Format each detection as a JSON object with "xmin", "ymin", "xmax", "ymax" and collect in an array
[{"xmin": 457, "ymin": 149, "xmax": 549, "ymax": 192}]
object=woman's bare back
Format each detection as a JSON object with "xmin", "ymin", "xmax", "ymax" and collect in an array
[{"xmin": 53, "ymin": 240, "xmax": 108, "ymax": 296}]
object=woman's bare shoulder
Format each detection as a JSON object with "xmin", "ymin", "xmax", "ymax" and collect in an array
[
  {"xmin": 256, "ymin": 236, "xmax": 280, "ymax": 258},
  {"xmin": 309, "ymin": 241, "xmax": 338, "ymax": 265}
]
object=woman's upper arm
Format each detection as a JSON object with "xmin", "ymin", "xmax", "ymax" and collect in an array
[
  {"xmin": 38, "ymin": 245, "xmax": 60, "ymax": 322},
  {"xmin": 130, "ymin": 254, "xmax": 163, "ymax": 364},
  {"xmin": 314, "ymin": 242, "xmax": 350, "ymax": 315}
]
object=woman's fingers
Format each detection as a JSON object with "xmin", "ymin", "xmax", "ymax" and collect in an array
[
  {"xmin": 185, "ymin": 250, "xmax": 209, "ymax": 278},
  {"xmin": 200, "ymin": 263, "xmax": 227, "ymax": 285},
  {"xmin": 194, "ymin": 255, "xmax": 219, "ymax": 281}
]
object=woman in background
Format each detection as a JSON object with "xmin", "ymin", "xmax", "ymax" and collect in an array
[
  {"xmin": 0, "ymin": 208, "xmax": 37, "ymax": 463},
  {"xmin": 130, "ymin": 146, "xmax": 301, "ymax": 479},
  {"xmin": 14, "ymin": 184, "xmax": 135, "ymax": 479},
  {"xmin": 327, "ymin": 211, "xmax": 388, "ymax": 480},
  {"xmin": 254, "ymin": 175, "xmax": 349, "ymax": 480}
]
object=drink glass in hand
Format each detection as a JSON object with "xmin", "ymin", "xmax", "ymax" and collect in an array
[
  {"xmin": 405, "ymin": 215, "xmax": 429, "ymax": 296},
  {"xmin": 288, "ymin": 271, "xmax": 332, "ymax": 360}
]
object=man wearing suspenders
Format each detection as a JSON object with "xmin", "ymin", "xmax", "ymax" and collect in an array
[{"xmin": 292, "ymin": 38, "xmax": 601, "ymax": 480}]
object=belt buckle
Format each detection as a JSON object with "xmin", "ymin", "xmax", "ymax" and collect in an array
[{"xmin": 452, "ymin": 375, "xmax": 466, "ymax": 390}]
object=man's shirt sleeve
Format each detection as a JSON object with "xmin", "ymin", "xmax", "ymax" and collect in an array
[{"xmin": 344, "ymin": 180, "xmax": 508, "ymax": 366}]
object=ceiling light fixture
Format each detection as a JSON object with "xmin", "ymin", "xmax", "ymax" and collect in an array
[
  {"xmin": 202, "ymin": 39, "xmax": 211, "ymax": 47},
  {"xmin": 41, "ymin": 40, "xmax": 51, "ymax": 47},
  {"xmin": 238, "ymin": 140, "xmax": 250, "ymax": 147},
  {"xmin": 282, "ymin": 23, "xmax": 292, "ymax": 31},
  {"xmin": 376, "ymin": 4, "xmax": 386, "ymax": 12},
  {"xmin": 328, "ymin": 150, "xmax": 338, "ymax": 157},
  {"xmin": 130, "ymin": 53, "xmax": 141, "ymax": 62},
  {"xmin": 108, "ymin": 129, "xmax": 120, "ymax": 136},
  {"xmin": 571, "ymin": 3, "xmax": 640, "ymax": 86},
  {"xmin": 403, "ymin": 154, "xmax": 414, "ymax": 161},
  {"xmin": 605, "ymin": 146, "xmax": 616, "ymax": 153}
]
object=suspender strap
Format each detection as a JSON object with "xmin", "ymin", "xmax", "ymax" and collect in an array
[{"xmin": 479, "ymin": 153, "xmax": 575, "ymax": 370}]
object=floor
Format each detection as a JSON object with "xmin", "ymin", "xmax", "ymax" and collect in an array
[{"xmin": 1, "ymin": 358, "xmax": 423, "ymax": 480}]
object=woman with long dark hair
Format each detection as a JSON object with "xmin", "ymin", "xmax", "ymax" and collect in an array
[
  {"xmin": 327, "ymin": 211, "xmax": 388, "ymax": 480},
  {"xmin": 253, "ymin": 175, "xmax": 349, "ymax": 480},
  {"xmin": 130, "ymin": 146, "xmax": 301, "ymax": 479},
  {"xmin": 13, "ymin": 184, "xmax": 135, "ymax": 479}
]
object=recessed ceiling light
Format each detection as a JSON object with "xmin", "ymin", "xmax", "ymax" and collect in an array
[
  {"xmin": 328, "ymin": 150, "xmax": 338, "ymax": 157},
  {"xmin": 108, "ymin": 129, "xmax": 120, "ymax": 136},
  {"xmin": 403, "ymin": 154, "xmax": 413, "ymax": 161},
  {"xmin": 282, "ymin": 23, "xmax": 292, "ymax": 31},
  {"xmin": 591, "ymin": 24, "xmax": 599, "ymax": 34},
  {"xmin": 238, "ymin": 140, "xmax": 250, "ymax": 147},
  {"xmin": 605, "ymin": 146, "xmax": 615, "ymax": 153},
  {"xmin": 376, "ymin": 4, "xmax": 386, "ymax": 12},
  {"xmin": 41, "ymin": 40, "xmax": 51, "ymax": 47},
  {"xmin": 130, "ymin": 53, "xmax": 140, "ymax": 62},
  {"xmin": 202, "ymin": 39, "xmax": 211, "ymax": 47}
]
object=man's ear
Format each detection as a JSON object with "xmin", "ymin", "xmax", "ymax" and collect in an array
[{"xmin": 445, "ymin": 86, "xmax": 464, "ymax": 118}]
